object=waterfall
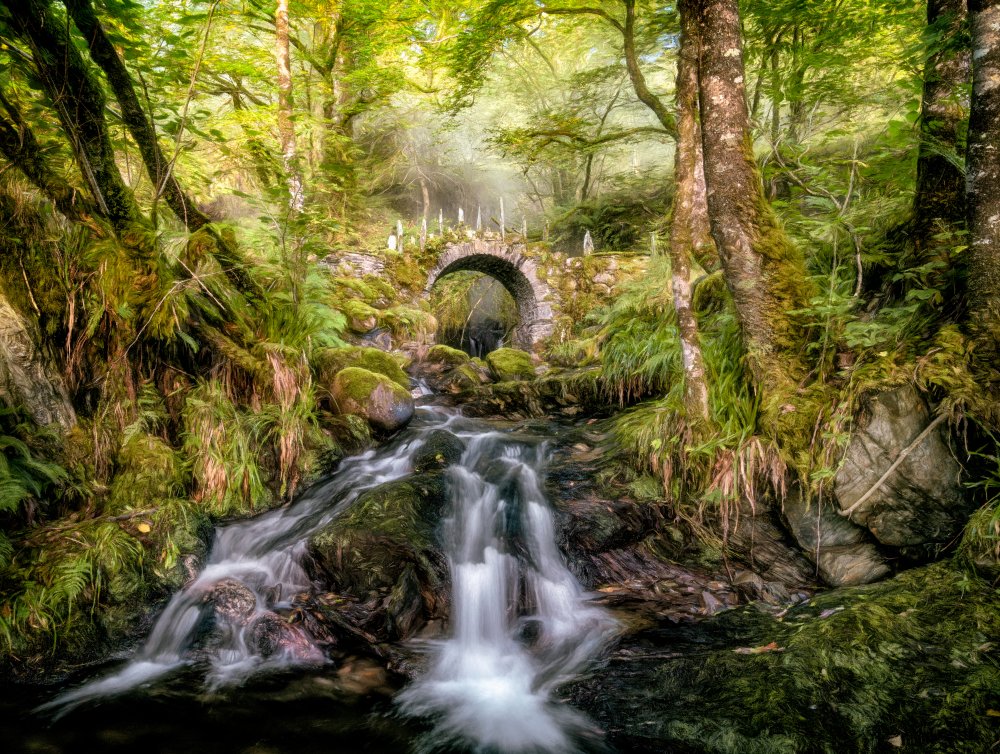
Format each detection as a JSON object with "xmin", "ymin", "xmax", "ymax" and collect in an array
[
  {"xmin": 39, "ymin": 404, "xmax": 614, "ymax": 752},
  {"xmin": 399, "ymin": 433, "xmax": 616, "ymax": 752}
]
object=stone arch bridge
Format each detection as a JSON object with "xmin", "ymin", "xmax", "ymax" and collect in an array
[{"xmin": 426, "ymin": 240, "xmax": 556, "ymax": 350}]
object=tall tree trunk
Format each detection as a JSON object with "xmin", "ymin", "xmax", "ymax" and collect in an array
[
  {"xmin": 966, "ymin": 0, "xmax": 1000, "ymax": 365},
  {"xmin": 65, "ymin": 0, "xmax": 211, "ymax": 232},
  {"xmin": 670, "ymin": 0, "xmax": 713, "ymax": 421},
  {"xmin": 914, "ymin": 0, "xmax": 970, "ymax": 239},
  {"xmin": 7, "ymin": 0, "xmax": 140, "ymax": 236},
  {"xmin": 695, "ymin": 0, "xmax": 811, "ymax": 400},
  {"xmin": 275, "ymin": 0, "xmax": 303, "ymax": 211}
]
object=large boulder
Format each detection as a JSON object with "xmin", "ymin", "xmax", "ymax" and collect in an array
[
  {"xmin": 342, "ymin": 299, "xmax": 379, "ymax": 334},
  {"xmin": 316, "ymin": 346, "xmax": 409, "ymax": 389},
  {"xmin": 782, "ymin": 490, "xmax": 889, "ymax": 586},
  {"xmin": 331, "ymin": 367, "xmax": 414, "ymax": 434},
  {"xmin": 424, "ymin": 344, "xmax": 470, "ymax": 369},
  {"xmin": 305, "ymin": 476, "xmax": 449, "ymax": 640},
  {"xmin": 412, "ymin": 429, "xmax": 466, "ymax": 473},
  {"xmin": 835, "ymin": 385, "xmax": 969, "ymax": 550},
  {"xmin": 485, "ymin": 347, "xmax": 536, "ymax": 382}
]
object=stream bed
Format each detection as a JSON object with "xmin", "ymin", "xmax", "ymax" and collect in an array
[{"xmin": 4, "ymin": 399, "xmax": 999, "ymax": 753}]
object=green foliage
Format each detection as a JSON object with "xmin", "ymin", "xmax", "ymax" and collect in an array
[
  {"xmin": 0, "ymin": 408, "xmax": 67, "ymax": 519},
  {"xmin": 181, "ymin": 380, "xmax": 271, "ymax": 518},
  {"xmin": 550, "ymin": 185, "xmax": 670, "ymax": 252}
]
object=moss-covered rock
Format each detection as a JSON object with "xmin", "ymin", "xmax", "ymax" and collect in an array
[
  {"xmin": 341, "ymin": 299, "xmax": 379, "ymax": 333},
  {"xmin": 331, "ymin": 367, "xmax": 414, "ymax": 434},
  {"xmin": 486, "ymin": 347, "xmax": 537, "ymax": 382},
  {"xmin": 412, "ymin": 429, "xmax": 466, "ymax": 473},
  {"xmin": 567, "ymin": 562, "xmax": 1000, "ymax": 753},
  {"xmin": 305, "ymin": 475, "xmax": 449, "ymax": 639},
  {"xmin": 315, "ymin": 346, "xmax": 409, "ymax": 389},
  {"xmin": 425, "ymin": 343, "xmax": 470, "ymax": 369}
]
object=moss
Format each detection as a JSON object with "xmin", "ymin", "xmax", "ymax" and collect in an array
[
  {"xmin": 306, "ymin": 476, "xmax": 447, "ymax": 603},
  {"xmin": 330, "ymin": 367, "xmax": 414, "ymax": 433},
  {"xmin": 315, "ymin": 346, "xmax": 410, "ymax": 389},
  {"xmin": 426, "ymin": 344, "xmax": 471, "ymax": 367},
  {"xmin": 574, "ymin": 562, "xmax": 1000, "ymax": 753},
  {"xmin": 333, "ymin": 367, "xmax": 397, "ymax": 406},
  {"xmin": 485, "ymin": 347, "xmax": 536, "ymax": 382},
  {"xmin": 412, "ymin": 430, "xmax": 466, "ymax": 473},
  {"xmin": 341, "ymin": 299, "xmax": 379, "ymax": 333}
]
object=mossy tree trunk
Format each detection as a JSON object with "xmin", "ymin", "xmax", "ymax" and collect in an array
[
  {"xmin": 966, "ymin": 0, "xmax": 1000, "ymax": 371},
  {"xmin": 63, "ymin": 0, "xmax": 259, "ymax": 297},
  {"xmin": 669, "ymin": 0, "xmax": 713, "ymax": 421},
  {"xmin": 8, "ymin": 0, "xmax": 141, "ymax": 237},
  {"xmin": 275, "ymin": 0, "xmax": 303, "ymax": 212},
  {"xmin": 64, "ymin": 0, "xmax": 211, "ymax": 232},
  {"xmin": 913, "ymin": 0, "xmax": 970, "ymax": 240},
  {"xmin": 694, "ymin": 0, "xmax": 812, "ymax": 399}
]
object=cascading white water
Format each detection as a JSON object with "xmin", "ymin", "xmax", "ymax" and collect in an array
[
  {"xmin": 40, "ymin": 409, "xmax": 454, "ymax": 716},
  {"xmin": 40, "ymin": 403, "xmax": 614, "ymax": 752},
  {"xmin": 399, "ymin": 432, "xmax": 616, "ymax": 752}
]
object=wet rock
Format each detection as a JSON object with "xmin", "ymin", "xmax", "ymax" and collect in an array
[
  {"xmin": 461, "ymin": 367, "xmax": 603, "ymax": 419},
  {"xmin": 424, "ymin": 344, "xmax": 470, "ymax": 369},
  {"xmin": 305, "ymin": 476, "xmax": 449, "ymax": 640},
  {"xmin": 835, "ymin": 385, "xmax": 969, "ymax": 549},
  {"xmin": 435, "ymin": 362, "xmax": 490, "ymax": 394},
  {"xmin": 331, "ymin": 367, "xmax": 415, "ymax": 434},
  {"xmin": 385, "ymin": 565, "xmax": 425, "ymax": 639},
  {"xmin": 316, "ymin": 346, "xmax": 410, "ymax": 389},
  {"xmin": 412, "ymin": 429, "xmax": 466, "ymax": 473},
  {"xmin": 249, "ymin": 612, "xmax": 286, "ymax": 656},
  {"xmin": 782, "ymin": 489, "xmax": 889, "ymax": 586},
  {"xmin": 210, "ymin": 578, "xmax": 257, "ymax": 623},
  {"xmin": 342, "ymin": 299, "xmax": 379, "ymax": 334},
  {"xmin": 485, "ymin": 347, "xmax": 536, "ymax": 382}
]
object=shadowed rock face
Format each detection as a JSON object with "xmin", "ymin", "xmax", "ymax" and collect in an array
[
  {"xmin": 0, "ymin": 294, "xmax": 76, "ymax": 430},
  {"xmin": 427, "ymin": 241, "xmax": 554, "ymax": 350},
  {"xmin": 835, "ymin": 385, "xmax": 969, "ymax": 551}
]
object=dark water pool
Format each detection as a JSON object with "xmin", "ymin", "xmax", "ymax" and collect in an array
[{"xmin": 2, "ymin": 666, "xmax": 421, "ymax": 754}]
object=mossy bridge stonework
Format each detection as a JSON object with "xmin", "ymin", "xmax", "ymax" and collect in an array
[
  {"xmin": 426, "ymin": 240, "xmax": 557, "ymax": 350},
  {"xmin": 321, "ymin": 239, "xmax": 647, "ymax": 351}
]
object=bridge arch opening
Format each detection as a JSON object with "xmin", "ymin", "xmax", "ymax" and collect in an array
[
  {"xmin": 430, "ymin": 272, "xmax": 518, "ymax": 357},
  {"xmin": 426, "ymin": 242, "xmax": 553, "ymax": 351}
]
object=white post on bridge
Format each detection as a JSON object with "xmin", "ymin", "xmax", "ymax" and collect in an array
[
  {"xmin": 476, "ymin": 205, "xmax": 482, "ymax": 235},
  {"xmin": 420, "ymin": 217, "xmax": 427, "ymax": 251},
  {"xmin": 583, "ymin": 229, "xmax": 594, "ymax": 256},
  {"xmin": 438, "ymin": 208, "xmax": 444, "ymax": 236},
  {"xmin": 397, "ymin": 219, "xmax": 403, "ymax": 241},
  {"xmin": 458, "ymin": 207, "xmax": 464, "ymax": 225},
  {"xmin": 521, "ymin": 217, "xmax": 527, "ymax": 239}
]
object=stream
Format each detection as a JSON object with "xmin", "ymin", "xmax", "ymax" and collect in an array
[{"xmin": 8, "ymin": 401, "xmax": 618, "ymax": 753}]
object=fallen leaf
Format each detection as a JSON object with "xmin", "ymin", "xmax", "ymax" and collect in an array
[
  {"xmin": 887, "ymin": 735, "xmax": 903, "ymax": 747},
  {"xmin": 136, "ymin": 522, "xmax": 152, "ymax": 534},
  {"xmin": 734, "ymin": 641, "xmax": 783, "ymax": 655}
]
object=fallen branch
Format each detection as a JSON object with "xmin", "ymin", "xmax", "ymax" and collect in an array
[{"xmin": 839, "ymin": 413, "xmax": 948, "ymax": 519}]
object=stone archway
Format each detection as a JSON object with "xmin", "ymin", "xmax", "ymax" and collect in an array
[{"xmin": 426, "ymin": 240, "xmax": 554, "ymax": 350}]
